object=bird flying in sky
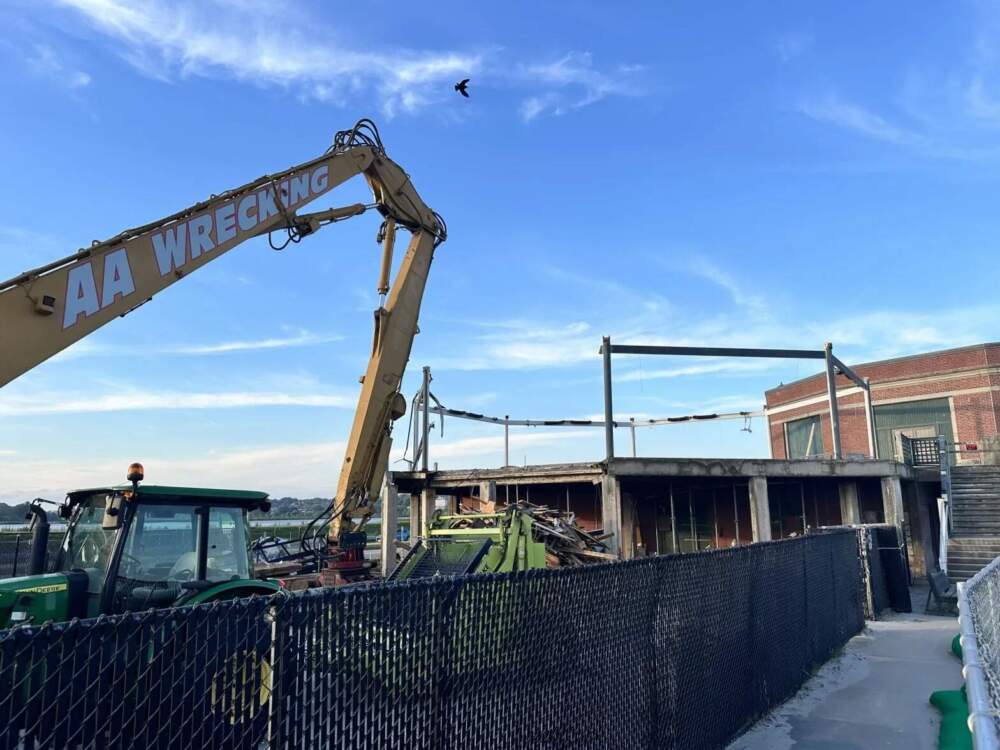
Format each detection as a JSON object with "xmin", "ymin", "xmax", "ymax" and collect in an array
[{"xmin": 454, "ymin": 78, "xmax": 470, "ymax": 98}]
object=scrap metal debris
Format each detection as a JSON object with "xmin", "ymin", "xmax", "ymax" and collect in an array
[{"xmin": 458, "ymin": 500, "xmax": 615, "ymax": 567}]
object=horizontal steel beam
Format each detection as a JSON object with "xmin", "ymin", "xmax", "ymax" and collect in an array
[{"xmin": 603, "ymin": 344, "xmax": 826, "ymax": 359}]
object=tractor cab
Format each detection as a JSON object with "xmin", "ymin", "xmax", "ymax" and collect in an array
[{"xmin": 0, "ymin": 464, "xmax": 279, "ymax": 627}]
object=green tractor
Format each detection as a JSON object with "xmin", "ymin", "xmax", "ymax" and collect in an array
[{"xmin": 0, "ymin": 464, "xmax": 279, "ymax": 628}]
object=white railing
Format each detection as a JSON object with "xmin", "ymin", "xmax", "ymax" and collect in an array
[{"xmin": 960, "ymin": 555, "xmax": 1000, "ymax": 749}]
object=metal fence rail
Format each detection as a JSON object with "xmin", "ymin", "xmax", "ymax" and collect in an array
[
  {"xmin": 0, "ymin": 531, "xmax": 863, "ymax": 750},
  {"xmin": 961, "ymin": 555, "xmax": 1000, "ymax": 749}
]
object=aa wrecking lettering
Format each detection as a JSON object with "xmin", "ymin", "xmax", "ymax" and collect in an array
[
  {"xmin": 61, "ymin": 164, "xmax": 330, "ymax": 331},
  {"xmin": 150, "ymin": 165, "xmax": 329, "ymax": 276},
  {"xmin": 62, "ymin": 248, "xmax": 136, "ymax": 330}
]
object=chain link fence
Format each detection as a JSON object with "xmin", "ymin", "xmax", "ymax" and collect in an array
[
  {"xmin": 960, "ymin": 555, "xmax": 1000, "ymax": 749},
  {"xmin": 0, "ymin": 530, "xmax": 863, "ymax": 749},
  {"xmin": 0, "ymin": 537, "xmax": 63, "ymax": 578}
]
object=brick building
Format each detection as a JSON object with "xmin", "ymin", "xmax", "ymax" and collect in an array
[{"xmin": 766, "ymin": 342, "xmax": 1000, "ymax": 463}]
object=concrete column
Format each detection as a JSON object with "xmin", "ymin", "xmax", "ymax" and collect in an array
[
  {"xmin": 881, "ymin": 476, "xmax": 905, "ymax": 529},
  {"xmin": 600, "ymin": 474, "xmax": 623, "ymax": 558},
  {"xmin": 408, "ymin": 492, "xmax": 421, "ymax": 544},
  {"xmin": 479, "ymin": 480, "xmax": 497, "ymax": 513},
  {"xmin": 748, "ymin": 476, "xmax": 772, "ymax": 542},
  {"xmin": 838, "ymin": 481, "xmax": 861, "ymax": 525},
  {"xmin": 380, "ymin": 477, "xmax": 399, "ymax": 577},
  {"xmin": 620, "ymin": 492, "xmax": 637, "ymax": 560},
  {"xmin": 420, "ymin": 487, "xmax": 436, "ymax": 539}
]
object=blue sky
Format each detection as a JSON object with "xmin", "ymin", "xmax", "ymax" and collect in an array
[{"xmin": 2, "ymin": 0, "xmax": 999, "ymax": 501}]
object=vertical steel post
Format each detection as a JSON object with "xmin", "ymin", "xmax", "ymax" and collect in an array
[
  {"xmin": 689, "ymin": 489, "xmax": 696, "ymax": 550},
  {"xmin": 800, "ymin": 483, "xmax": 807, "ymax": 532},
  {"xmin": 669, "ymin": 483, "xmax": 678, "ymax": 554},
  {"xmin": 11, "ymin": 535, "xmax": 20, "ymax": 577},
  {"xmin": 824, "ymin": 342, "xmax": 843, "ymax": 459},
  {"xmin": 654, "ymin": 499, "xmax": 661, "ymax": 554},
  {"xmin": 421, "ymin": 366, "xmax": 430, "ymax": 472},
  {"xmin": 504, "ymin": 416, "xmax": 510, "ymax": 467},
  {"xmin": 732, "ymin": 484, "xmax": 740, "ymax": 544},
  {"xmin": 863, "ymin": 376, "xmax": 878, "ymax": 459},
  {"xmin": 938, "ymin": 434, "xmax": 952, "ymax": 537},
  {"xmin": 602, "ymin": 336, "xmax": 615, "ymax": 461},
  {"xmin": 713, "ymin": 491, "xmax": 719, "ymax": 548},
  {"xmin": 629, "ymin": 417, "xmax": 637, "ymax": 457}
]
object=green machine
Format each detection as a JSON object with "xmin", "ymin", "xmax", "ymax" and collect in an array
[
  {"xmin": 389, "ymin": 508, "xmax": 548, "ymax": 580},
  {"xmin": 0, "ymin": 464, "xmax": 278, "ymax": 628}
]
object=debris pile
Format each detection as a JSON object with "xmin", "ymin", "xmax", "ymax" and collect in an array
[{"xmin": 519, "ymin": 503, "xmax": 616, "ymax": 567}]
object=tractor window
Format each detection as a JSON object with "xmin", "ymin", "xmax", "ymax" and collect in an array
[
  {"xmin": 111, "ymin": 504, "xmax": 198, "ymax": 613},
  {"xmin": 63, "ymin": 495, "xmax": 118, "ymax": 574},
  {"xmin": 207, "ymin": 507, "xmax": 250, "ymax": 580},
  {"xmin": 120, "ymin": 504, "xmax": 198, "ymax": 582}
]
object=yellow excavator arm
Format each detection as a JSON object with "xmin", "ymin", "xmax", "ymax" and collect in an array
[{"xmin": 0, "ymin": 119, "xmax": 445, "ymax": 554}]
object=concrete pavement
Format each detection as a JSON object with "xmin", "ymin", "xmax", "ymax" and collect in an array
[{"xmin": 729, "ymin": 589, "xmax": 963, "ymax": 750}]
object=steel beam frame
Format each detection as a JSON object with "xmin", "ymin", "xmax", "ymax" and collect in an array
[{"xmin": 600, "ymin": 339, "xmax": 878, "ymax": 461}]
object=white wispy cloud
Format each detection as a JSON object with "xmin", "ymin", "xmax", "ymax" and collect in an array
[
  {"xmin": 26, "ymin": 42, "xmax": 91, "ymax": 89},
  {"xmin": 797, "ymin": 5, "xmax": 1000, "ymax": 161},
  {"xmin": 774, "ymin": 31, "xmax": 813, "ymax": 63},
  {"xmin": 429, "ymin": 292, "xmax": 1000, "ymax": 374},
  {"xmin": 799, "ymin": 95, "xmax": 928, "ymax": 148},
  {"xmin": 0, "ymin": 440, "xmax": 348, "ymax": 502},
  {"xmin": 50, "ymin": 1, "xmax": 642, "ymax": 120},
  {"xmin": 673, "ymin": 256, "xmax": 767, "ymax": 314},
  {"xmin": 0, "ymin": 430, "xmax": 594, "ymax": 501},
  {"xmin": 0, "ymin": 388, "xmax": 354, "ymax": 416},
  {"xmin": 964, "ymin": 77, "xmax": 1000, "ymax": 124},
  {"xmin": 517, "ymin": 52, "xmax": 643, "ymax": 121},
  {"xmin": 616, "ymin": 359, "xmax": 781, "ymax": 383},
  {"xmin": 54, "ymin": 0, "xmax": 480, "ymax": 117},
  {"xmin": 429, "ymin": 320, "xmax": 599, "ymax": 371},
  {"xmin": 164, "ymin": 330, "xmax": 343, "ymax": 355},
  {"xmin": 403, "ymin": 429, "xmax": 594, "ymax": 463},
  {"xmin": 48, "ymin": 330, "xmax": 342, "ymax": 360}
]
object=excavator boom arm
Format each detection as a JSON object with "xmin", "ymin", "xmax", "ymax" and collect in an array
[
  {"xmin": 0, "ymin": 119, "xmax": 445, "ymax": 549},
  {"xmin": 0, "ymin": 146, "xmax": 374, "ymax": 385}
]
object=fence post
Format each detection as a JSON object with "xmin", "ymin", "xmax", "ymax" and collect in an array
[
  {"xmin": 11, "ymin": 535, "xmax": 21, "ymax": 577},
  {"xmin": 265, "ymin": 600, "xmax": 280, "ymax": 749}
]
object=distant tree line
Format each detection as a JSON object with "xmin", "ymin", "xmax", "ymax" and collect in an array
[
  {"xmin": 0, "ymin": 493, "xmax": 413, "ymax": 524},
  {"xmin": 249, "ymin": 494, "xmax": 411, "ymax": 519},
  {"xmin": 0, "ymin": 502, "xmax": 59, "ymax": 524},
  {"xmin": 249, "ymin": 497, "xmax": 330, "ymax": 519}
]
